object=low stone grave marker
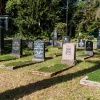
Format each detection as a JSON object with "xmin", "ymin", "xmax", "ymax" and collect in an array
[
  {"xmin": 61, "ymin": 43, "xmax": 76, "ymax": 66},
  {"xmin": 33, "ymin": 39, "xmax": 45, "ymax": 61},
  {"xmin": 11, "ymin": 38, "xmax": 22, "ymax": 58},
  {"xmin": 85, "ymin": 40, "xmax": 93, "ymax": 56}
]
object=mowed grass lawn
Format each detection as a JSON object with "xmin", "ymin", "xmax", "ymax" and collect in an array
[{"xmin": 0, "ymin": 46, "xmax": 100, "ymax": 100}]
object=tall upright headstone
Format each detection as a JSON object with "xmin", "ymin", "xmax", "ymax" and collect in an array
[
  {"xmin": 62, "ymin": 36, "xmax": 70, "ymax": 46},
  {"xmin": 12, "ymin": 38, "xmax": 22, "ymax": 58},
  {"xmin": 61, "ymin": 43, "xmax": 76, "ymax": 66},
  {"xmin": 0, "ymin": 15, "xmax": 9, "ymax": 55},
  {"xmin": 0, "ymin": 27, "xmax": 4, "ymax": 55},
  {"xmin": 54, "ymin": 29, "xmax": 57, "ymax": 40},
  {"xmin": 97, "ymin": 28, "xmax": 100, "ymax": 48},
  {"xmin": 52, "ymin": 29, "xmax": 58, "ymax": 46},
  {"xmin": 85, "ymin": 40, "xmax": 93, "ymax": 56},
  {"xmin": 33, "ymin": 39, "xmax": 45, "ymax": 61}
]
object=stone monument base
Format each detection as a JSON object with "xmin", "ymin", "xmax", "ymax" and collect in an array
[
  {"xmin": 32, "ymin": 58, "xmax": 45, "ymax": 62},
  {"xmin": 11, "ymin": 54, "xmax": 21, "ymax": 58},
  {"xmin": 61, "ymin": 60, "xmax": 75, "ymax": 66},
  {"xmin": 85, "ymin": 51, "xmax": 93, "ymax": 56}
]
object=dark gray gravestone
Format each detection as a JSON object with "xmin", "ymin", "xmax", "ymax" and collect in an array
[
  {"xmin": 12, "ymin": 38, "xmax": 22, "ymax": 58},
  {"xmin": 62, "ymin": 36, "xmax": 70, "ymax": 46},
  {"xmin": 97, "ymin": 30, "xmax": 100, "ymax": 48},
  {"xmin": 52, "ymin": 37, "xmax": 58, "ymax": 46},
  {"xmin": 78, "ymin": 39, "xmax": 85, "ymax": 48},
  {"xmin": 85, "ymin": 40, "xmax": 93, "ymax": 56},
  {"xmin": 0, "ymin": 15, "xmax": 9, "ymax": 55},
  {"xmin": 33, "ymin": 39, "xmax": 45, "ymax": 61},
  {"xmin": 0, "ymin": 27, "xmax": 4, "ymax": 55}
]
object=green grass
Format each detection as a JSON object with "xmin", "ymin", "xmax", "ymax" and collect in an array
[
  {"xmin": 38, "ymin": 64, "xmax": 67, "ymax": 73},
  {"xmin": 0, "ymin": 44, "xmax": 100, "ymax": 100},
  {"xmin": 4, "ymin": 60, "xmax": 33, "ymax": 67},
  {"xmin": 0, "ymin": 54, "xmax": 16, "ymax": 61},
  {"xmin": 87, "ymin": 69, "xmax": 100, "ymax": 82}
]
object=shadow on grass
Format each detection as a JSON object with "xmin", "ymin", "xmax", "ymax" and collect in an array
[{"xmin": 0, "ymin": 61, "xmax": 100, "ymax": 99}]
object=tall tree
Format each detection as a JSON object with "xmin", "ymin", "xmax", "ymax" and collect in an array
[
  {"xmin": 72, "ymin": 0, "xmax": 100, "ymax": 38},
  {"xmin": 6, "ymin": 0, "xmax": 61, "ymax": 39}
]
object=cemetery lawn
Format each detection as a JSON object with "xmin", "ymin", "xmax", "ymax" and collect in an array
[
  {"xmin": 0, "ymin": 54, "xmax": 16, "ymax": 61},
  {"xmin": 4, "ymin": 60, "xmax": 34, "ymax": 67},
  {"xmin": 38, "ymin": 64, "xmax": 67, "ymax": 73},
  {"xmin": 87, "ymin": 69, "xmax": 100, "ymax": 82},
  {"xmin": 0, "ymin": 46, "xmax": 100, "ymax": 99}
]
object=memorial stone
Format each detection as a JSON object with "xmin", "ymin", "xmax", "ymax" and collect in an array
[
  {"xmin": 85, "ymin": 40, "xmax": 93, "ymax": 56},
  {"xmin": 61, "ymin": 43, "xmax": 76, "ymax": 66},
  {"xmin": 33, "ymin": 39, "xmax": 45, "ymax": 61},
  {"xmin": 0, "ymin": 27, "xmax": 4, "ymax": 55},
  {"xmin": 12, "ymin": 38, "xmax": 22, "ymax": 58},
  {"xmin": 62, "ymin": 36, "xmax": 70, "ymax": 46},
  {"xmin": 97, "ymin": 29, "xmax": 100, "ymax": 48},
  {"xmin": 52, "ymin": 37, "xmax": 57, "ymax": 46},
  {"xmin": 27, "ymin": 40, "xmax": 33, "ymax": 49},
  {"xmin": 54, "ymin": 29, "xmax": 57, "ymax": 40},
  {"xmin": 78, "ymin": 39, "xmax": 85, "ymax": 49}
]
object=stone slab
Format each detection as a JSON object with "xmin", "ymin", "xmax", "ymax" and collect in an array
[
  {"xmin": 80, "ymin": 76, "xmax": 100, "ymax": 87},
  {"xmin": 32, "ymin": 65, "xmax": 74, "ymax": 77}
]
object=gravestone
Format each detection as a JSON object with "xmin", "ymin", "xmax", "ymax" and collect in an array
[
  {"xmin": 0, "ymin": 27, "xmax": 4, "ymax": 55},
  {"xmin": 26, "ymin": 40, "xmax": 33, "ymax": 49},
  {"xmin": 85, "ymin": 40, "xmax": 93, "ymax": 56},
  {"xmin": 78, "ymin": 39, "xmax": 85, "ymax": 49},
  {"xmin": 62, "ymin": 36, "xmax": 70, "ymax": 46},
  {"xmin": 0, "ymin": 15, "xmax": 9, "ymax": 55},
  {"xmin": 54, "ymin": 29, "xmax": 57, "ymax": 40},
  {"xmin": 12, "ymin": 38, "xmax": 22, "ymax": 58},
  {"xmin": 97, "ymin": 29, "xmax": 100, "ymax": 48},
  {"xmin": 33, "ymin": 39, "xmax": 45, "ymax": 61},
  {"xmin": 52, "ymin": 37, "xmax": 58, "ymax": 46},
  {"xmin": 61, "ymin": 43, "xmax": 76, "ymax": 66}
]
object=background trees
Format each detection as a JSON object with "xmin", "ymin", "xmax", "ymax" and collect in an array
[
  {"xmin": 5, "ymin": 0, "xmax": 100, "ymax": 39},
  {"xmin": 72, "ymin": 0, "xmax": 100, "ymax": 38},
  {"xmin": 6, "ymin": 0, "xmax": 61, "ymax": 39}
]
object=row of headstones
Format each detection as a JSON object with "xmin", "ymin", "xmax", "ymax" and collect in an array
[
  {"xmin": 78, "ymin": 39, "xmax": 100, "ymax": 49},
  {"xmin": 12, "ymin": 37, "xmax": 71, "ymax": 61},
  {"xmin": 12, "ymin": 38, "xmax": 45, "ymax": 61},
  {"xmin": 11, "ymin": 37, "xmax": 94, "ymax": 66}
]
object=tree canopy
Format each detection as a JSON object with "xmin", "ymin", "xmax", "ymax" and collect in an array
[
  {"xmin": 6, "ymin": 0, "xmax": 61, "ymax": 39},
  {"xmin": 5, "ymin": 0, "xmax": 100, "ymax": 39}
]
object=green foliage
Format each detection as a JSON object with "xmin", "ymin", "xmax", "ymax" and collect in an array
[
  {"xmin": 73, "ymin": 0, "xmax": 100, "ymax": 38},
  {"xmin": 77, "ymin": 35, "xmax": 84, "ymax": 39},
  {"xmin": 85, "ymin": 35, "xmax": 94, "ymax": 40},
  {"xmin": 6, "ymin": 0, "xmax": 61, "ymax": 39},
  {"xmin": 55, "ymin": 22, "xmax": 66, "ymax": 39}
]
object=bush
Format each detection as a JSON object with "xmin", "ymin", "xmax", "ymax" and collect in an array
[{"xmin": 85, "ymin": 35, "xmax": 94, "ymax": 40}]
